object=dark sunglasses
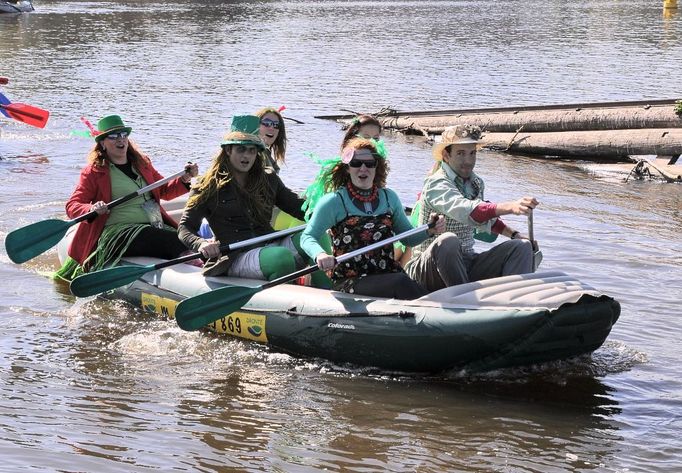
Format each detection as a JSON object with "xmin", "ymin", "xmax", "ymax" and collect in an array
[
  {"xmin": 260, "ymin": 118, "xmax": 280, "ymax": 129},
  {"xmin": 105, "ymin": 131, "xmax": 129, "ymax": 140},
  {"xmin": 348, "ymin": 158, "xmax": 377, "ymax": 168}
]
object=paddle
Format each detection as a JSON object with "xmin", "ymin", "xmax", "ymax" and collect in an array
[
  {"xmin": 175, "ymin": 222, "xmax": 434, "ymax": 331},
  {"xmin": 528, "ymin": 209, "xmax": 543, "ymax": 271},
  {"xmin": 0, "ymin": 92, "xmax": 50, "ymax": 128},
  {"xmin": 0, "ymin": 91, "xmax": 10, "ymax": 118},
  {"xmin": 3, "ymin": 2, "xmax": 21, "ymax": 12},
  {"xmin": 5, "ymin": 169, "xmax": 188, "ymax": 264},
  {"xmin": 70, "ymin": 224, "xmax": 306, "ymax": 297},
  {"xmin": 283, "ymin": 116, "xmax": 305, "ymax": 125}
]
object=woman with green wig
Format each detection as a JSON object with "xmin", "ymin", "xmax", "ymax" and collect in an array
[{"xmin": 300, "ymin": 138, "xmax": 445, "ymax": 299}]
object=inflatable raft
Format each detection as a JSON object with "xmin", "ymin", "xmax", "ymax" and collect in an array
[
  {"xmin": 59, "ymin": 232, "xmax": 620, "ymax": 373},
  {"xmin": 0, "ymin": 1, "xmax": 33, "ymax": 13},
  {"xmin": 54, "ymin": 194, "xmax": 620, "ymax": 373}
]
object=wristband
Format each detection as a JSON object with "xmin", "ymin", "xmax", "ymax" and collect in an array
[{"xmin": 510, "ymin": 231, "xmax": 520, "ymax": 239}]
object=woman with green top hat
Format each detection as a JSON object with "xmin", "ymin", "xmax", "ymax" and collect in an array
[
  {"xmin": 300, "ymin": 137, "xmax": 445, "ymax": 299},
  {"xmin": 177, "ymin": 115, "xmax": 328, "ymax": 286},
  {"xmin": 56, "ymin": 114, "xmax": 198, "ymax": 281},
  {"xmin": 198, "ymin": 106, "xmax": 292, "ymax": 235}
]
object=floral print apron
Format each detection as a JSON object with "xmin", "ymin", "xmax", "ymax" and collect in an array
[{"xmin": 329, "ymin": 212, "xmax": 403, "ymax": 293}]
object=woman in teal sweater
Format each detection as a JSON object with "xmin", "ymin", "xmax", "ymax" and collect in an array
[{"xmin": 301, "ymin": 138, "xmax": 444, "ymax": 299}]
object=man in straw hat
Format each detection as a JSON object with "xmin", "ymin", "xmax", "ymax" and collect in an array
[{"xmin": 404, "ymin": 124, "xmax": 539, "ymax": 291}]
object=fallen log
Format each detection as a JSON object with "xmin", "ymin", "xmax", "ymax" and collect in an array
[
  {"xmin": 383, "ymin": 104, "xmax": 682, "ymax": 134},
  {"xmin": 316, "ymin": 99, "xmax": 682, "ymax": 133},
  {"xmin": 479, "ymin": 128, "xmax": 682, "ymax": 160}
]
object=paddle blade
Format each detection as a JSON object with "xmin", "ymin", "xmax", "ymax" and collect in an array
[
  {"xmin": 0, "ymin": 92, "xmax": 10, "ymax": 118},
  {"xmin": 3, "ymin": 102, "xmax": 50, "ymax": 128},
  {"xmin": 5, "ymin": 219, "xmax": 72, "ymax": 263},
  {"xmin": 70, "ymin": 264, "xmax": 153, "ymax": 297},
  {"xmin": 175, "ymin": 285, "xmax": 260, "ymax": 331}
]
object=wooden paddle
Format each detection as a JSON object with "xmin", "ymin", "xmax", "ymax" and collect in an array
[
  {"xmin": 175, "ymin": 222, "xmax": 434, "ymax": 331},
  {"xmin": 69, "ymin": 224, "xmax": 306, "ymax": 297},
  {"xmin": 0, "ymin": 92, "xmax": 50, "ymax": 128},
  {"xmin": 5, "ymin": 169, "xmax": 188, "ymax": 264},
  {"xmin": 528, "ymin": 209, "xmax": 543, "ymax": 271}
]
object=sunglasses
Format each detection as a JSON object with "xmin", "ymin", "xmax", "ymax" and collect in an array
[
  {"xmin": 348, "ymin": 158, "xmax": 377, "ymax": 168},
  {"xmin": 105, "ymin": 131, "xmax": 129, "ymax": 140},
  {"xmin": 260, "ymin": 118, "xmax": 280, "ymax": 129}
]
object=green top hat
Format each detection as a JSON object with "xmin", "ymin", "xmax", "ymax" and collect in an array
[
  {"xmin": 220, "ymin": 115, "xmax": 265, "ymax": 148},
  {"xmin": 95, "ymin": 114, "xmax": 133, "ymax": 142}
]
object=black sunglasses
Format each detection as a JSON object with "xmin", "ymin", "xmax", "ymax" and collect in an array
[
  {"xmin": 348, "ymin": 158, "xmax": 377, "ymax": 168},
  {"xmin": 105, "ymin": 131, "xmax": 129, "ymax": 140},
  {"xmin": 260, "ymin": 118, "xmax": 280, "ymax": 129}
]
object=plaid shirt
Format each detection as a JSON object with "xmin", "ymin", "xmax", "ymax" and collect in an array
[{"xmin": 409, "ymin": 162, "xmax": 497, "ymax": 259}]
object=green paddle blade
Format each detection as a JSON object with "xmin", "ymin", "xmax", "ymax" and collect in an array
[
  {"xmin": 5, "ymin": 219, "xmax": 72, "ymax": 264},
  {"xmin": 175, "ymin": 285, "xmax": 260, "ymax": 331},
  {"xmin": 70, "ymin": 264, "xmax": 154, "ymax": 297}
]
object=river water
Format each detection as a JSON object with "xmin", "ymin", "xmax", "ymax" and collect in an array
[{"xmin": 1, "ymin": 1, "xmax": 681, "ymax": 471}]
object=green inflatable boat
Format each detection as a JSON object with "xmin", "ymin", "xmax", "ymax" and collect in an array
[{"xmin": 60, "ymin": 233, "xmax": 620, "ymax": 373}]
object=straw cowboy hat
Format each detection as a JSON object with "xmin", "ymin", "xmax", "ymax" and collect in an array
[
  {"xmin": 220, "ymin": 115, "xmax": 265, "ymax": 148},
  {"xmin": 94, "ymin": 114, "xmax": 132, "ymax": 142},
  {"xmin": 432, "ymin": 124, "xmax": 483, "ymax": 160}
]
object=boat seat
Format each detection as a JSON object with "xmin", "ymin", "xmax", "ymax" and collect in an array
[{"xmin": 164, "ymin": 195, "xmax": 187, "ymax": 223}]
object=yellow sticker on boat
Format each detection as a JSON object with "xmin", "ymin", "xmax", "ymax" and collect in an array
[
  {"xmin": 140, "ymin": 294, "xmax": 266, "ymax": 341},
  {"xmin": 209, "ymin": 311, "xmax": 268, "ymax": 343},
  {"xmin": 141, "ymin": 293, "xmax": 178, "ymax": 319}
]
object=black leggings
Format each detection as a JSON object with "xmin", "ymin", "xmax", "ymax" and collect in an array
[
  {"xmin": 122, "ymin": 226, "xmax": 188, "ymax": 259},
  {"xmin": 350, "ymin": 272, "xmax": 426, "ymax": 300}
]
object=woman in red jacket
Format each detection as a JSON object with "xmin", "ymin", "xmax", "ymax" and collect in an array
[{"xmin": 56, "ymin": 115, "xmax": 198, "ymax": 280}]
